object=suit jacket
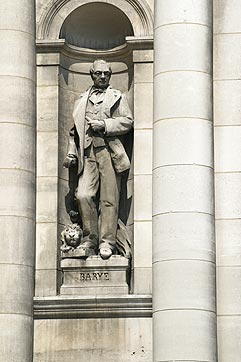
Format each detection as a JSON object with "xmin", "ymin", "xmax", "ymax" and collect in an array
[{"xmin": 67, "ymin": 86, "xmax": 133, "ymax": 174}]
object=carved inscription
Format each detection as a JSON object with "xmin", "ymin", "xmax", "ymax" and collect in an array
[{"xmin": 80, "ymin": 272, "xmax": 109, "ymax": 281}]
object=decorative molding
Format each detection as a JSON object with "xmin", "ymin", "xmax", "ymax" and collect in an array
[
  {"xmin": 126, "ymin": 36, "xmax": 153, "ymax": 49},
  {"xmin": 34, "ymin": 294, "xmax": 152, "ymax": 319},
  {"xmin": 36, "ymin": 39, "xmax": 133, "ymax": 60},
  {"xmin": 36, "ymin": 39, "xmax": 65, "ymax": 53},
  {"xmin": 37, "ymin": 0, "xmax": 153, "ymax": 40},
  {"xmin": 36, "ymin": 35, "xmax": 153, "ymax": 51}
]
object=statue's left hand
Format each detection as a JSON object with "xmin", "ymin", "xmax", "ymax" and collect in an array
[
  {"xmin": 63, "ymin": 155, "xmax": 77, "ymax": 168},
  {"xmin": 86, "ymin": 116, "xmax": 105, "ymax": 132}
]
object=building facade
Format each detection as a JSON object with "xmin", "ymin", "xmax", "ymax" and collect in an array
[{"xmin": 0, "ymin": 1, "xmax": 240, "ymax": 361}]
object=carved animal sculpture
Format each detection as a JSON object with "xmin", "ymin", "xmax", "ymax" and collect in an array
[{"xmin": 61, "ymin": 223, "xmax": 83, "ymax": 251}]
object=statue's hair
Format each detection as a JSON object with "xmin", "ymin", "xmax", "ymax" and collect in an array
[{"xmin": 90, "ymin": 59, "xmax": 112, "ymax": 75}]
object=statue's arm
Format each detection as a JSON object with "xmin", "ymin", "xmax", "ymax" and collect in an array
[
  {"xmin": 104, "ymin": 94, "xmax": 134, "ymax": 136},
  {"xmin": 63, "ymin": 126, "xmax": 78, "ymax": 168}
]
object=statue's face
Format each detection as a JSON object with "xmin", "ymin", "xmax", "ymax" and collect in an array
[{"xmin": 91, "ymin": 62, "xmax": 111, "ymax": 89}]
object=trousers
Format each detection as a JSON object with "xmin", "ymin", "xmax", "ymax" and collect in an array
[{"xmin": 75, "ymin": 144, "xmax": 121, "ymax": 251}]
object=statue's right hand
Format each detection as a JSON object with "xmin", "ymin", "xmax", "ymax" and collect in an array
[{"xmin": 63, "ymin": 155, "xmax": 77, "ymax": 168}]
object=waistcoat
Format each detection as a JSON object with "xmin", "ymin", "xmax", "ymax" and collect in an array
[{"xmin": 84, "ymin": 88, "xmax": 106, "ymax": 149}]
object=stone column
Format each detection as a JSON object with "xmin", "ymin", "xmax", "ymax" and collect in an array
[
  {"xmin": 0, "ymin": 1, "xmax": 35, "ymax": 362},
  {"xmin": 153, "ymin": 1, "xmax": 216, "ymax": 361},
  {"xmin": 214, "ymin": 2, "xmax": 241, "ymax": 361}
]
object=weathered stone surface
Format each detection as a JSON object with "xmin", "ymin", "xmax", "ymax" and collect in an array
[
  {"xmin": 153, "ymin": 118, "xmax": 213, "ymax": 168},
  {"xmin": 218, "ymin": 316, "xmax": 241, "ymax": 362},
  {"xmin": 34, "ymin": 316, "xmax": 152, "ymax": 362},
  {"xmin": 134, "ymin": 129, "xmax": 152, "ymax": 175},
  {"xmin": 36, "ymin": 222, "xmax": 58, "ymax": 270},
  {"xmin": 61, "ymin": 255, "xmax": 130, "ymax": 296},
  {"xmin": 215, "ymin": 173, "xmax": 241, "ymax": 219},
  {"xmin": 155, "ymin": 0, "xmax": 212, "ymax": 27},
  {"xmin": 134, "ymin": 221, "xmax": 152, "ymax": 268},
  {"xmin": 153, "ymin": 2, "xmax": 215, "ymax": 362},
  {"xmin": 153, "ymin": 311, "xmax": 216, "ymax": 362},
  {"xmin": 0, "ymin": 216, "xmax": 35, "ymax": 266},
  {"xmin": 61, "ymin": 247, "xmax": 95, "ymax": 258},
  {"xmin": 134, "ymin": 174, "xmax": 152, "ymax": 221},
  {"xmin": 134, "ymin": 267, "xmax": 152, "ymax": 295},
  {"xmin": 0, "ymin": 123, "xmax": 35, "ymax": 172},
  {"xmin": 214, "ymin": 2, "xmax": 241, "ymax": 361},
  {"xmin": 34, "ymin": 295, "xmax": 152, "ymax": 319},
  {"xmin": 154, "ymin": 72, "xmax": 212, "ymax": 121},
  {"xmin": 0, "ymin": 76, "xmax": 35, "ymax": 126},
  {"xmin": 0, "ymin": 30, "xmax": 35, "ymax": 80},
  {"xmin": 155, "ymin": 25, "xmax": 211, "ymax": 74},
  {"xmin": 214, "ymin": 80, "xmax": 241, "ymax": 126},
  {"xmin": 0, "ymin": 170, "xmax": 35, "ymax": 219},
  {"xmin": 215, "ymin": 126, "xmax": 241, "ymax": 172},
  {"xmin": 134, "ymin": 82, "xmax": 153, "ymax": 129},
  {"xmin": 0, "ymin": 1, "xmax": 35, "ymax": 361},
  {"xmin": 153, "ymin": 213, "xmax": 215, "ymax": 263},
  {"xmin": 0, "ymin": 264, "xmax": 34, "ymax": 316},
  {"xmin": 36, "ymin": 176, "xmax": 58, "ymax": 223},
  {"xmin": 0, "ymin": 314, "xmax": 33, "ymax": 362},
  {"xmin": 35, "ymin": 269, "xmax": 59, "ymax": 297},
  {"xmin": 153, "ymin": 165, "xmax": 214, "ymax": 216}
]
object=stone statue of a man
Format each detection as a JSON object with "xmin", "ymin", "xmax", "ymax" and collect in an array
[{"xmin": 64, "ymin": 59, "xmax": 133, "ymax": 259}]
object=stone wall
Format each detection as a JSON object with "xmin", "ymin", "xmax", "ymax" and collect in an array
[
  {"xmin": 34, "ymin": 0, "xmax": 153, "ymax": 361},
  {"xmin": 3, "ymin": 0, "xmax": 241, "ymax": 361},
  {"xmin": 34, "ymin": 316, "xmax": 152, "ymax": 362}
]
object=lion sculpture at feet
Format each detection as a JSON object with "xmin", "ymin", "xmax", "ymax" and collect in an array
[
  {"xmin": 61, "ymin": 223, "xmax": 83, "ymax": 252},
  {"xmin": 61, "ymin": 219, "xmax": 132, "ymax": 260}
]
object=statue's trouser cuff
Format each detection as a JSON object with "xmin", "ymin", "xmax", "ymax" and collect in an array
[{"xmin": 76, "ymin": 145, "xmax": 120, "ymax": 250}]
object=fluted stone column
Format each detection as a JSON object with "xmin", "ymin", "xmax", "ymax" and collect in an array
[
  {"xmin": 0, "ymin": 1, "xmax": 36, "ymax": 362},
  {"xmin": 214, "ymin": 2, "xmax": 241, "ymax": 361},
  {"xmin": 153, "ymin": 1, "xmax": 216, "ymax": 361}
]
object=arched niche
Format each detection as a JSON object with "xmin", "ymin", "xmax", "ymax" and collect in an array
[
  {"xmin": 60, "ymin": 2, "xmax": 134, "ymax": 50},
  {"xmin": 36, "ymin": 0, "xmax": 153, "ymax": 296},
  {"xmin": 57, "ymin": 2, "xmax": 135, "ymax": 259},
  {"xmin": 37, "ymin": 0, "xmax": 153, "ymax": 40}
]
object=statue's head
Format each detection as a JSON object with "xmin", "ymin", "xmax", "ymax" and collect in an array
[{"xmin": 90, "ymin": 59, "xmax": 112, "ymax": 89}]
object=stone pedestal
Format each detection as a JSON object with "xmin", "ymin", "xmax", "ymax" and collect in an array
[{"xmin": 61, "ymin": 255, "xmax": 130, "ymax": 295}]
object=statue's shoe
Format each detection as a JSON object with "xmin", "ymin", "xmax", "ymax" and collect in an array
[
  {"xmin": 99, "ymin": 247, "xmax": 112, "ymax": 260},
  {"xmin": 76, "ymin": 242, "xmax": 97, "ymax": 257}
]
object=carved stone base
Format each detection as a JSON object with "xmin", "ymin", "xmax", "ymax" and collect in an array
[
  {"xmin": 60, "ymin": 255, "xmax": 130, "ymax": 295},
  {"xmin": 61, "ymin": 247, "xmax": 95, "ymax": 258}
]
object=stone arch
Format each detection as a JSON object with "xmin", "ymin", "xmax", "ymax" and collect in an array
[
  {"xmin": 37, "ymin": 0, "xmax": 153, "ymax": 40},
  {"xmin": 60, "ymin": 3, "xmax": 134, "ymax": 50}
]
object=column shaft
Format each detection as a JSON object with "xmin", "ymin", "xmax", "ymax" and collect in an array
[
  {"xmin": 214, "ymin": 2, "xmax": 241, "ymax": 361},
  {"xmin": 0, "ymin": 1, "xmax": 36, "ymax": 362},
  {"xmin": 153, "ymin": 1, "xmax": 216, "ymax": 361}
]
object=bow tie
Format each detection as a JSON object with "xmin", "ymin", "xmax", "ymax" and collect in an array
[{"xmin": 91, "ymin": 87, "xmax": 105, "ymax": 95}]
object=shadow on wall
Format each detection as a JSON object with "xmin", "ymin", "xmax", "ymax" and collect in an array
[{"xmin": 60, "ymin": 2, "xmax": 134, "ymax": 50}]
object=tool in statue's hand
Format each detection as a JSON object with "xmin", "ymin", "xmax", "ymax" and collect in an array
[{"xmin": 86, "ymin": 115, "xmax": 105, "ymax": 134}]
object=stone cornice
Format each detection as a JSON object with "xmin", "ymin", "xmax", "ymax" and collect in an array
[
  {"xmin": 36, "ymin": 37, "xmax": 153, "ymax": 56},
  {"xmin": 126, "ymin": 35, "xmax": 153, "ymax": 49},
  {"xmin": 36, "ymin": 38, "xmax": 153, "ymax": 65},
  {"xmin": 36, "ymin": 39, "xmax": 133, "ymax": 60},
  {"xmin": 34, "ymin": 295, "xmax": 152, "ymax": 319}
]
